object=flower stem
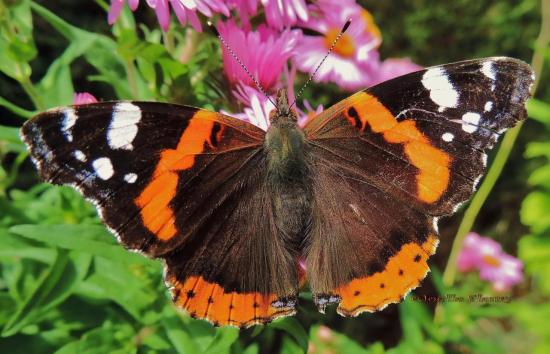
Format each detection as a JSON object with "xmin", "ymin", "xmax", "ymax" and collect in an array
[
  {"xmin": 20, "ymin": 77, "xmax": 45, "ymax": 111},
  {"xmin": 125, "ymin": 59, "xmax": 139, "ymax": 99},
  {"xmin": 163, "ymin": 30, "xmax": 175, "ymax": 54}
]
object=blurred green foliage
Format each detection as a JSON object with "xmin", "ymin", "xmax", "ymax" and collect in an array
[{"xmin": 0, "ymin": 0, "xmax": 549, "ymax": 353}]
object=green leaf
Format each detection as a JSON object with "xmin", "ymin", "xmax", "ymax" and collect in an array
[
  {"xmin": 402, "ymin": 298, "xmax": 443, "ymax": 342},
  {"xmin": 9, "ymin": 224, "xmax": 152, "ymax": 265},
  {"xmin": 270, "ymin": 317, "xmax": 309, "ymax": 353},
  {"xmin": 1, "ymin": 250, "xmax": 90, "ymax": 336},
  {"xmin": 162, "ymin": 314, "xmax": 200, "ymax": 354},
  {"xmin": 528, "ymin": 164, "xmax": 550, "ymax": 189},
  {"xmin": 0, "ymin": 42, "xmax": 31, "ymax": 81},
  {"xmin": 527, "ymin": 98, "xmax": 550, "ymax": 126},
  {"xmin": 74, "ymin": 256, "xmax": 159, "ymax": 320},
  {"xmin": 309, "ymin": 325, "xmax": 371, "ymax": 354},
  {"xmin": 280, "ymin": 336, "xmax": 305, "ymax": 354},
  {"xmin": 140, "ymin": 331, "xmax": 171, "ymax": 351},
  {"xmin": 520, "ymin": 191, "xmax": 550, "ymax": 233},
  {"xmin": 30, "ymin": 2, "xmax": 95, "ymax": 44},
  {"xmin": 0, "ymin": 96, "xmax": 34, "ymax": 118},
  {"xmin": 35, "ymin": 43, "xmax": 87, "ymax": 108},
  {"xmin": 0, "ymin": 293, "xmax": 16, "ymax": 326},
  {"xmin": 0, "ymin": 125, "xmax": 26, "ymax": 153},
  {"xmin": 30, "ymin": 2, "xmax": 131, "ymax": 99},
  {"xmin": 0, "ymin": 228, "xmax": 55, "ymax": 263},
  {"xmin": 519, "ymin": 234, "xmax": 550, "ymax": 294},
  {"xmin": 242, "ymin": 343, "xmax": 259, "ymax": 354},
  {"xmin": 8, "ymin": 36, "xmax": 37, "ymax": 63},
  {"xmin": 0, "ymin": 0, "xmax": 36, "ymax": 81},
  {"xmin": 204, "ymin": 327, "xmax": 239, "ymax": 354},
  {"xmin": 399, "ymin": 299, "xmax": 424, "ymax": 350},
  {"xmin": 525, "ymin": 141, "xmax": 550, "ymax": 159},
  {"xmin": 54, "ymin": 322, "xmax": 137, "ymax": 354},
  {"xmin": 9, "ymin": 0, "xmax": 35, "ymax": 39}
]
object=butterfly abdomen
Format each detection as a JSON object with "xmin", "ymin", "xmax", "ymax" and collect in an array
[{"xmin": 265, "ymin": 119, "xmax": 312, "ymax": 247}]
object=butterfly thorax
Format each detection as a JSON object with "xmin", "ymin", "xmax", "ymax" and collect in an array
[
  {"xmin": 265, "ymin": 90, "xmax": 312, "ymax": 248},
  {"xmin": 265, "ymin": 89, "xmax": 307, "ymax": 181}
]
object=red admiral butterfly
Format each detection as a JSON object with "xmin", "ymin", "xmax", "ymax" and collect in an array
[{"xmin": 21, "ymin": 57, "xmax": 533, "ymax": 327}]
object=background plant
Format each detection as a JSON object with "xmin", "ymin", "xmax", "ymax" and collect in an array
[{"xmin": 0, "ymin": 0, "xmax": 548, "ymax": 353}]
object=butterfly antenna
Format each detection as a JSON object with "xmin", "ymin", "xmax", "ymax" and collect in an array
[
  {"xmin": 289, "ymin": 19, "xmax": 352, "ymax": 111},
  {"xmin": 207, "ymin": 21, "xmax": 278, "ymax": 109}
]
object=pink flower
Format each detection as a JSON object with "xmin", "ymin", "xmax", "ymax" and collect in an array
[
  {"xmin": 479, "ymin": 253, "xmax": 523, "ymax": 292},
  {"xmin": 226, "ymin": 0, "xmax": 258, "ymax": 29},
  {"xmin": 108, "ymin": 0, "xmax": 139, "ymax": 25},
  {"xmin": 226, "ymin": 86, "xmax": 275, "ymax": 131},
  {"xmin": 262, "ymin": 0, "xmax": 308, "ymax": 29},
  {"xmin": 458, "ymin": 232, "xmax": 524, "ymax": 291},
  {"xmin": 217, "ymin": 20, "xmax": 301, "ymax": 105},
  {"xmin": 293, "ymin": 1, "xmax": 382, "ymax": 91},
  {"xmin": 371, "ymin": 58, "xmax": 423, "ymax": 86},
  {"xmin": 73, "ymin": 92, "xmax": 98, "ymax": 105},
  {"xmin": 317, "ymin": 325, "xmax": 334, "ymax": 343},
  {"xmin": 296, "ymin": 100, "xmax": 323, "ymax": 128},
  {"xmin": 108, "ymin": 0, "xmax": 229, "ymax": 32}
]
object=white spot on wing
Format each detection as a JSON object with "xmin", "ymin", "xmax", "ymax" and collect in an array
[
  {"xmin": 74, "ymin": 150, "xmax": 86, "ymax": 162},
  {"xmin": 481, "ymin": 61, "xmax": 496, "ymax": 80},
  {"xmin": 92, "ymin": 157, "xmax": 114, "ymax": 180},
  {"xmin": 108, "ymin": 102, "xmax": 141, "ymax": 150},
  {"xmin": 442, "ymin": 132, "xmax": 454, "ymax": 142},
  {"xmin": 484, "ymin": 101, "xmax": 493, "ymax": 112},
  {"xmin": 481, "ymin": 153, "xmax": 488, "ymax": 167},
  {"xmin": 62, "ymin": 108, "xmax": 78, "ymax": 142},
  {"xmin": 462, "ymin": 112, "xmax": 481, "ymax": 133},
  {"xmin": 432, "ymin": 217, "xmax": 440, "ymax": 233},
  {"xmin": 473, "ymin": 175, "xmax": 483, "ymax": 192},
  {"xmin": 421, "ymin": 67, "xmax": 459, "ymax": 110},
  {"xmin": 452, "ymin": 201, "xmax": 466, "ymax": 213},
  {"xmin": 124, "ymin": 173, "xmax": 137, "ymax": 183}
]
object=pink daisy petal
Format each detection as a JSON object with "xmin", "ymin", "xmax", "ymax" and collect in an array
[
  {"xmin": 458, "ymin": 232, "xmax": 524, "ymax": 291},
  {"xmin": 170, "ymin": 0, "xmax": 188, "ymax": 25},
  {"xmin": 262, "ymin": 0, "xmax": 308, "ymax": 29},
  {"xmin": 218, "ymin": 20, "xmax": 301, "ymax": 103},
  {"xmin": 293, "ymin": 1, "xmax": 381, "ymax": 91},
  {"xmin": 73, "ymin": 92, "xmax": 98, "ymax": 105},
  {"xmin": 108, "ymin": 0, "xmax": 227, "ymax": 31},
  {"xmin": 186, "ymin": 8, "xmax": 202, "ymax": 32},
  {"xmin": 154, "ymin": 0, "xmax": 171, "ymax": 31},
  {"xmin": 108, "ymin": 0, "xmax": 125, "ymax": 25},
  {"xmin": 128, "ymin": 0, "xmax": 140, "ymax": 10},
  {"xmin": 373, "ymin": 58, "xmax": 423, "ymax": 85}
]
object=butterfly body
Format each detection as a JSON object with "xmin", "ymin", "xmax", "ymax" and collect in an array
[
  {"xmin": 21, "ymin": 57, "xmax": 534, "ymax": 327},
  {"xmin": 265, "ymin": 90, "xmax": 312, "ymax": 253}
]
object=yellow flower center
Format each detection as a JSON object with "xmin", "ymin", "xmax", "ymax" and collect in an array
[
  {"xmin": 324, "ymin": 29, "xmax": 355, "ymax": 58},
  {"xmin": 482, "ymin": 255, "xmax": 501, "ymax": 267},
  {"xmin": 361, "ymin": 9, "xmax": 382, "ymax": 42}
]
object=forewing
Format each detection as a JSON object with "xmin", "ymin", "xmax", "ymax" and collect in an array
[
  {"xmin": 303, "ymin": 57, "xmax": 533, "ymax": 315},
  {"xmin": 305, "ymin": 57, "xmax": 533, "ymax": 215},
  {"xmin": 21, "ymin": 102, "xmax": 298, "ymax": 326}
]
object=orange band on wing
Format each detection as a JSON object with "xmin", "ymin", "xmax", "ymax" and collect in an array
[
  {"xmin": 334, "ymin": 234, "xmax": 439, "ymax": 316},
  {"xmin": 169, "ymin": 275, "xmax": 296, "ymax": 327},
  {"xmin": 135, "ymin": 110, "xmax": 223, "ymax": 241},
  {"xmin": 344, "ymin": 92, "xmax": 451, "ymax": 204}
]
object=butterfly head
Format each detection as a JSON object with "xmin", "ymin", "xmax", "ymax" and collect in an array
[{"xmin": 270, "ymin": 89, "xmax": 298, "ymax": 125}]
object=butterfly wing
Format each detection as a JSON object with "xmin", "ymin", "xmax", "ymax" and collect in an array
[
  {"xmin": 21, "ymin": 102, "xmax": 299, "ymax": 327},
  {"xmin": 303, "ymin": 57, "xmax": 533, "ymax": 315}
]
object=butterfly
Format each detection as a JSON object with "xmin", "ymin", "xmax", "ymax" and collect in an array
[{"xmin": 21, "ymin": 57, "xmax": 533, "ymax": 327}]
